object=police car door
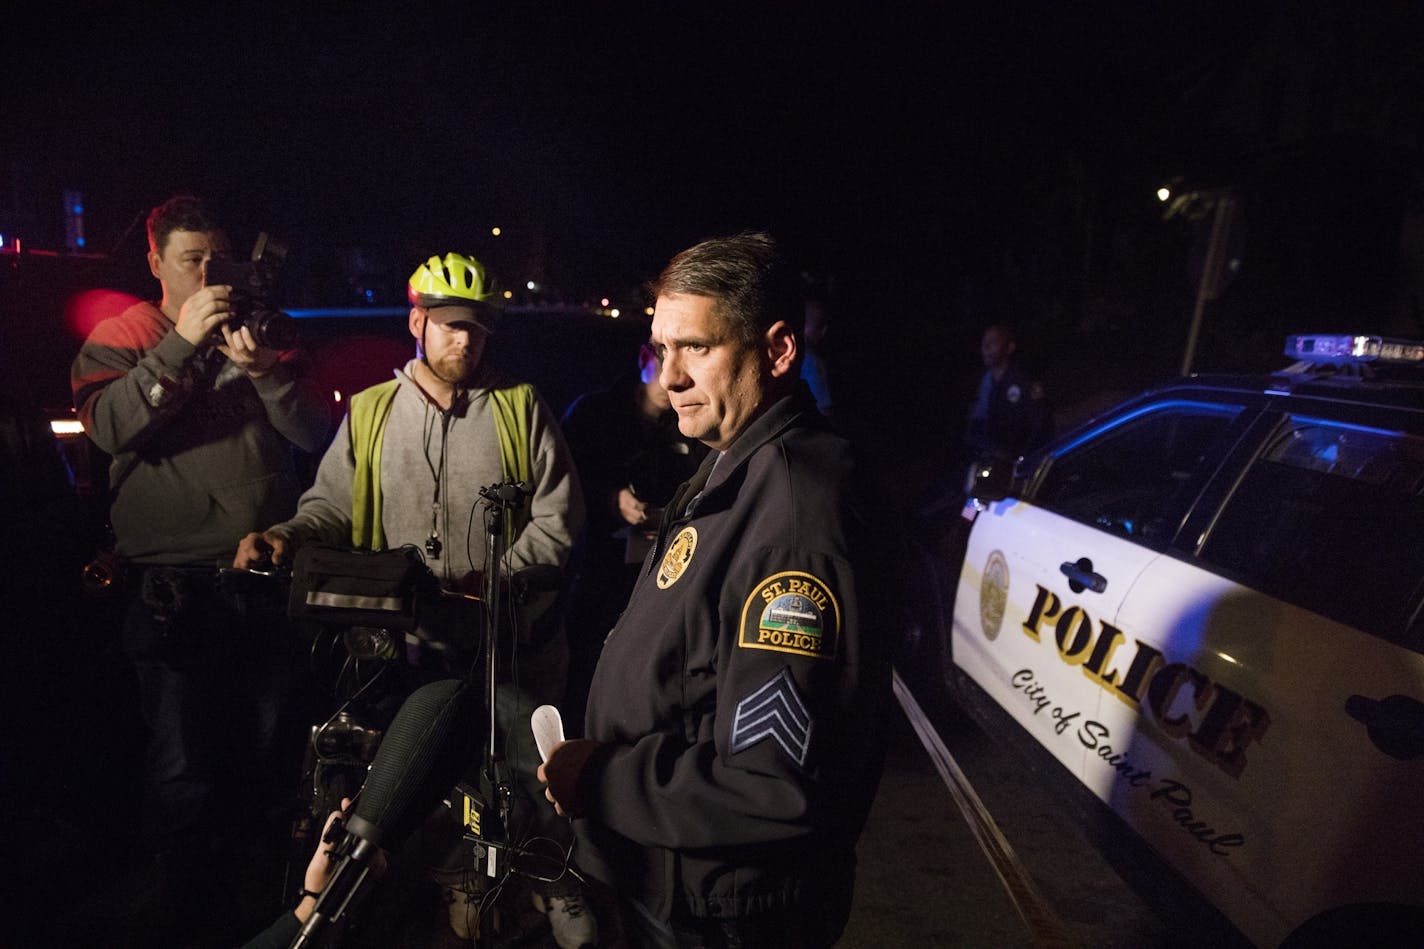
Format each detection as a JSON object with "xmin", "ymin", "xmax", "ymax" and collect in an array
[
  {"xmin": 953, "ymin": 399, "xmax": 1249, "ymax": 788},
  {"xmin": 1105, "ymin": 408, "xmax": 1424, "ymax": 946}
]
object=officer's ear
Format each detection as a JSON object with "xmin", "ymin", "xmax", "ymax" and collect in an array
[{"xmin": 764, "ymin": 320, "xmax": 797, "ymax": 379}]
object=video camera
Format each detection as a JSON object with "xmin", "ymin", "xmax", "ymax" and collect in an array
[{"xmin": 204, "ymin": 231, "xmax": 297, "ymax": 350}]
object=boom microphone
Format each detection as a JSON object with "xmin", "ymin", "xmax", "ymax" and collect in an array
[{"xmin": 291, "ymin": 677, "xmax": 482, "ymax": 948}]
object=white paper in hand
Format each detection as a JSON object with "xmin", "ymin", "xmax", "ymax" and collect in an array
[{"xmin": 531, "ymin": 704, "xmax": 565, "ymax": 762}]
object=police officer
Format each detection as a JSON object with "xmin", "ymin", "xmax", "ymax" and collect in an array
[
  {"xmin": 962, "ymin": 322, "xmax": 1054, "ymax": 468},
  {"xmin": 538, "ymin": 232, "xmax": 892, "ymax": 948}
]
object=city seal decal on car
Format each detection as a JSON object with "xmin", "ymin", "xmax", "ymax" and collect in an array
[
  {"xmin": 980, "ymin": 550, "xmax": 1010, "ymax": 641},
  {"xmin": 739, "ymin": 571, "xmax": 840, "ymax": 660},
  {"xmin": 656, "ymin": 526, "xmax": 698, "ymax": 589}
]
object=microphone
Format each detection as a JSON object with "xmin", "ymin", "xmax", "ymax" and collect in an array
[
  {"xmin": 481, "ymin": 480, "xmax": 535, "ymax": 504},
  {"xmin": 292, "ymin": 677, "xmax": 482, "ymax": 948}
]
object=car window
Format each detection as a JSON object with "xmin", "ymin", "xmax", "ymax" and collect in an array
[
  {"xmin": 1031, "ymin": 401, "xmax": 1243, "ymax": 549},
  {"xmin": 1199, "ymin": 416, "xmax": 1424, "ymax": 648}
]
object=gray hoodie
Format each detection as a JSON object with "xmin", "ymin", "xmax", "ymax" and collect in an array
[{"xmin": 269, "ymin": 361, "xmax": 583, "ymax": 592}]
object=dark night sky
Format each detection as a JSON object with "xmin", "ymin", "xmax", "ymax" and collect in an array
[
  {"xmin": 2, "ymin": 3, "xmax": 1252, "ymax": 304},
  {"xmin": 7, "ymin": 2, "xmax": 1423, "ymax": 471}
]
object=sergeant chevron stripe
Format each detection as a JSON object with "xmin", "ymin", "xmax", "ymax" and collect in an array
[{"xmin": 730, "ymin": 667, "xmax": 814, "ymax": 765}]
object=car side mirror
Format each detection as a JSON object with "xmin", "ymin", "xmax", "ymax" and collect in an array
[{"xmin": 963, "ymin": 453, "xmax": 1014, "ymax": 502}]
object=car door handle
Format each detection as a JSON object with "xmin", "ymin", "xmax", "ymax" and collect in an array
[
  {"xmin": 1059, "ymin": 558, "xmax": 1107, "ymax": 594},
  {"xmin": 1344, "ymin": 693, "xmax": 1424, "ymax": 761}
]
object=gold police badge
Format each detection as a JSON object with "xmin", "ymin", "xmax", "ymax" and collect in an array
[
  {"xmin": 656, "ymin": 527, "xmax": 698, "ymax": 589},
  {"xmin": 739, "ymin": 571, "xmax": 840, "ymax": 661}
]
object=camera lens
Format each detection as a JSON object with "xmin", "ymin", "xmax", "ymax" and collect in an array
[{"xmin": 247, "ymin": 309, "xmax": 297, "ymax": 350}]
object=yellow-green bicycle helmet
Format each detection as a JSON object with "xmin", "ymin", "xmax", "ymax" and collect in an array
[{"xmin": 407, "ymin": 252, "xmax": 497, "ymax": 309}]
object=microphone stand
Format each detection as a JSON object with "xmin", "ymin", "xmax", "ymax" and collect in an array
[
  {"xmin": 478, "ymin": 483, "xmax": 514, "ymax": 828},
  {"xmin": 468, "ymin": 480, "xmax": 529, "ymax": 946}
]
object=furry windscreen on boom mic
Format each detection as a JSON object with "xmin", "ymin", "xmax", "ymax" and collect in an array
[
  {"xmin": 347, "ymin": 677, "xmax": 481, "ymax": 846},
  {"xmin": 292, "ymin": 677, "xmax": 482, "ymax": 947}
]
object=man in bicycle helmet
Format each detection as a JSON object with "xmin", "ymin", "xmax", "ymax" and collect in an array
[{"xmin": 236, "ymin": 252, "xmax": 593, "ymax": 947}]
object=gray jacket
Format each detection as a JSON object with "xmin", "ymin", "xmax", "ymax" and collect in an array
[{"xmin": 71, "ymin": 301, "xmax": 330, "ymax": 564}]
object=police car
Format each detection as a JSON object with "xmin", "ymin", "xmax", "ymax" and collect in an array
[{"xmin": 946, "ymin": 334, "xmax": 1424, "ymax": 947}]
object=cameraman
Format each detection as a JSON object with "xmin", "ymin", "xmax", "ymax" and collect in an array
[{"xmin": 70, "ymin": 194, "xmax": 330, "ymax": 941}]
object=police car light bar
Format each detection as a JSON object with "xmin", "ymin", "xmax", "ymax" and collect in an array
[{"xmin": 1285, "ymin": 334, "xmax": 1424, "ymax": 365}]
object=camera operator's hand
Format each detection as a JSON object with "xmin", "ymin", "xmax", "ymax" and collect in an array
[
  {"xmin": 218, "ymin": 322, "xmax": 281, "ymax": 377},
  {"xmin": 174, "ymin": 284, "xmax": 233, "ymax": 348},
  {"xmin": 234, "ymin": 530, "xmax": 292, "ymax": 569}
]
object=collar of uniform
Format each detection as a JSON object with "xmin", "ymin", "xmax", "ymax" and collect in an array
[
  {"xmin": 647, "ymin": 386, "xmax": 817, "ymax": 568},
  {"xmin": 698, "ymin": 384, "xmax": 820, "ymax": 503}
]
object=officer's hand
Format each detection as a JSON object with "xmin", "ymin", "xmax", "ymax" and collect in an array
[
  {"xmin": 234, "ymin": 530, "xmax": 291, "ymax": 569},
  {"xmin": 616, "ymin": 487, "xmax": 649, "ymax": 526},
  {"xmin": 217, "ymin": 322, "xmax": 281, "ymax": 377},
  {"xmin": 174, "ymin": 284, "xmax": 233, "ymax": 348},
  {"xmin": 536, "ymin": 745, "xmax": 569, "ymax": 816}
]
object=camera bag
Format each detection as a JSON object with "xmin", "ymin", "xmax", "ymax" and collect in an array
[{"xmin": 288, "ymin": 543, "xmax": 437, "ymax": 630}]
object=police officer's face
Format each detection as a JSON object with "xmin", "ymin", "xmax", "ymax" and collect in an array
[
  {"xmin": 651, "ymin": 292, "xmax": 772, "ymax": 452},
  {"xmin": 981, "ymin": 326, "xmax": 1015, "ymax": 371},
  {"xmin": 410, "ymin": 305, "xmax": 489, "ymax": 385}
]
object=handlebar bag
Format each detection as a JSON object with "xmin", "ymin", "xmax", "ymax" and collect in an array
[{"xmin": 288, "ymin": 544, "xmax": 437, "ymax": 631}]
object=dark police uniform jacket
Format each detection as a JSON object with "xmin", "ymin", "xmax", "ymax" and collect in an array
[
  {"xmin": 963, "ymin": 362, "xmax": 1053, "ymax": 464},
  {"xmin": 573, "ymin": 386, "xmax": 891, "ymax": 924}
]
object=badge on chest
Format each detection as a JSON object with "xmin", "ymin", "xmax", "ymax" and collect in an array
[{"xmin": 656, "ymin": 526, "xmax": 698, "ymax": 589}]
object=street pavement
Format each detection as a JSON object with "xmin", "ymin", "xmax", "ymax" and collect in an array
[
  {"xmin": 841, "ymin": 698, "xmax": 1034, "ymax": 948},
  {"xmin": 844, "ymin": 674, "xmax": 1234, "ymax": 949}
]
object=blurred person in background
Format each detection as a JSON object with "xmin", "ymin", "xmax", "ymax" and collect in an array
[
  {"xmin": 962, "ymin": 322, "xmax": 1053, "ymax": 473},
  {"xmin": 798, "ymin": 280, "xmax": 835, "ymax": 419},
  {"xmin": 558, "ymin": 339, "xmax": 708, "ymax": 733}
]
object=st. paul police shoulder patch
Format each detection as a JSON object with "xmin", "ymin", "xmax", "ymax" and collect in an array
[
  {"xmin": 738, "ymin": 570, "xmax": 839, "ymax": 661},
  {"xmin": 730, "ymin": 667, "xmax": 813, "ymax": 766}
]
